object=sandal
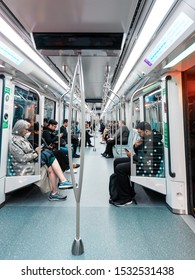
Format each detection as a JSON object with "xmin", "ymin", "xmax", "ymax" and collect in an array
[{"xmin": 73, "ymin": 163, "xmax": 80, "ymax": 169}]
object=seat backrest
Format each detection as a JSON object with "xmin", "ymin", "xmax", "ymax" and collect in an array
[{"xmin": 7, "ymin": 154, "xmax": 16, "ymax": 176}]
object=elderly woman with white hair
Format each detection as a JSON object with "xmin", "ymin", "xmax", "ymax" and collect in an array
[{"xmin": 9, "ymin": 119, "xmax": 73, "ymax": 201}]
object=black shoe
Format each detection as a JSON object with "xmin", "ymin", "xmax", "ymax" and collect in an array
[
  {"xmin": 88, "ymin": 144, "xmax": 94, "ymax": 147},
  {"xmin": 73, "ymin": 154, "xmax": 80, "ymax": 158},
  {"xmin": 109, "ymin": 199, "xmax": 116, "ymax": 205},
  {"xmin": 101, "ymin": 152, "xmax": 107, "ymax": 157},
  {"xmin": 105, "ymin": 154, "xmax": 114, "ymax": 158}
]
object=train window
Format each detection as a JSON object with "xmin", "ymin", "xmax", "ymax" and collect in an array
[
  {"xmin": 144, "ymin": 90, "xmax": 163, "ymax": 133},
  {"xmin": 13, "ymin": 86, "xmax": 39, "ymax": 126},
  {"xmin": 133, "ymin": 90, "xmax": 165, "ymax": 178},
  {"xmin": 8, "ymin": 86, "xmax": 40, "ymax": 177},
  {"xmin": 44, "ymin": 97, "xmax": 56, "ymax": 121}
]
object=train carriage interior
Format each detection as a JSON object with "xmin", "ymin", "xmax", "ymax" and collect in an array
[{"xmin": 0, "ymin": 0, "xmax": 195, "ymax": 260}]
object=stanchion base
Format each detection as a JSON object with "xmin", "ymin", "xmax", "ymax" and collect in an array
[
  {"xmin": 72, "ymin": 238, "xmax": 84, "ymax": 255},
  {"xmin": 93, "ymin": 148, "xmax": 96, "ymax": 151}
]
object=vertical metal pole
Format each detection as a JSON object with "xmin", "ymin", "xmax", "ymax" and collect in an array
[
  {"xmin": 93, "ymin": 104, "xmax": 96, "ymax": 151},
  {"xmin": 58, "ymin": 89, "xmax": 70, "ymax": 150},
  {"xmin": 119, "ymin": 99, "xmax": 122, "ymax": 157},
  {"xmin": 71, "ymin": 55, "xmax": 85, "ymax": 255}
]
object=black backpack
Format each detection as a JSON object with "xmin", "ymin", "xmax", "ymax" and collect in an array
[
  {"xmin": 109, "ymin": 173, "xmax": 119, "ymax": 201},
  {"xmin": 109, "ymin": 173, "xmax": 137, "ymax": 203}
]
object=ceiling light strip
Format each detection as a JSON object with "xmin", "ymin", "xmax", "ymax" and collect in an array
[{"xmin": 0, "ymin": 16, "xmax": 69, "ymax": 90}]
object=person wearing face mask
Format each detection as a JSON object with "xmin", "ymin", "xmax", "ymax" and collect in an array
[
  {"xmin": 24, "ymin": 131, "xmax": 31, "ymax": 139},
  {"xmin": 9, "ymin": 119, "xmax": 73, "ymax": 201},
  {"xmin": 9, "ymin": 119, "xmax": 39, "ymax": 175}
]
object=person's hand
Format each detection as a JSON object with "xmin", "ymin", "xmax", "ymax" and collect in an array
[
  {"xmin": 35, "ymin": 146, "xmax": 42, "ymax": 153},
  {"xmin": 60, "ymin": 133, "xmax": 64, "ymax": 137},
  {"xmin": 135, "ymin": 139, "xmax": 142, "ymax": 148},
  {"xmin": 125, "ymin": 149, "xmax": 131, "ymax": 158}
]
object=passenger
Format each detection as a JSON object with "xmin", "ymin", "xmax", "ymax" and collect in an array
[
  {"xmin": 42, "ymin": 119, "xmax": 80, "ymax": 171},
  {"xmin": 42, "ymin": 118, "xmax": 49, "ymax": 131},
  {"xmin": 75, "ymin": 121, "xmax": 80, "ymax": 136},
  {"xmin": 101, "ymin": 120, "xmax": 129, "ymax": 158},
  {"xmin": 42, "ymin": 119, "xmax": 69, "ymax": 155},
  {"xmin": 32, "ymin": 122, "xmax": 70, "ymax": 173},
  {"xmin": 42, "ymin": 119, "xmax": 62, "ymax": 148},
  {"xmin": 60, "ymin": 119, "xmax": 80, "ymax": 158},
  {"xmin": 110, "ymin": 121, "xmax": 163, "ymax": 207},
  {"xmin": 99, "ymin": 119, "xmax": 105, "ymax": 134},
  {"xmin": 85, "ymin": 122, "xmax": 94, "ymax": 147},
  {"xmin": 9, "ymin": 119, "xmax": 73, "ymax": 201},
  {"xmin": 100, "ymin": 127, "xmax": 109, "ymax": 144}
]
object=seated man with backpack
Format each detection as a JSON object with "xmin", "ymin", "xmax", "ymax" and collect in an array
[{"xmin": 109, "ymin": 121, "xmax": 164, "ymax": 207}]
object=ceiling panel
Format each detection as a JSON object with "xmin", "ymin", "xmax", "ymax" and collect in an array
[{"xmin": 2, "ymin": 0, "xmax": 141, "ymax": 109}]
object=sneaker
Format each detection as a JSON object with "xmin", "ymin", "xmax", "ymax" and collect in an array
[
  {"xmin": 114, "ymin": 200, "xmax": 133, "ymax": 207},
  {"xmin": 65, "ymin": 169, "xmax": 77, "ymax": 174},
  {"xmin": 48, "ymin": 192, "xmax": 67, "ymax": 201},
  {"xmin": 58, "ymin": 181, "xmax": 73, "ymax": 189}
]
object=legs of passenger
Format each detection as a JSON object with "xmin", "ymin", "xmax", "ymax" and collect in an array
[
  {"xmin": 51, "ymin": 159, "xmax": 67, "ymax": 182},
  {"xmin": 49, "ymin": 159, "xmax": 73, "ymax": 190},
  {"xmin": 104, "ymin": 140, "xmax": 114, "ymax": 157},
  {"xmin": 47, "ymin": 166, "xmax": 58, "ymax": 193},
  {"xmin": 72, "ymin": 144, "xmax": 80, "ymax": 158},
  {"xmin": 113, "ymin": 157, "xmax": 130, "ymax": 173},
  {"xmin": 47, "ymin": 167, "xmax": 67, "ymax": 201},
  {"xmin": 115, "ymin": 161, "xmax": 132, "ymax": 202},
  {"xmin": 85, "ymin": 132, "xmax": 93, "ymax": 146},
  {"xmin": 113, "ymin": 157, "xmax": 135, "ymax": 203}
]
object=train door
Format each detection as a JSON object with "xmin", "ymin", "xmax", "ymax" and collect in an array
[
  {"xmin": 0, "ymin": 75, "xmax": 14, "ymax": 204},
  {"xmin": 0, "ymin": 75, "xmax": 6, "ymax": 204},
  {"xmin": 130, "ymin": 83, "xmax": 166, "ymax": 195},
  {"xmin": 183, "ymin": 66, "xmax": 195, "ymax": 217},
  {"xmin": 163, "ymin": 74, "xmax": 188, "ymax": 214}
]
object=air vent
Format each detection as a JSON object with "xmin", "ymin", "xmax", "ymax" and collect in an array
[{"xmin": 33, "ymin": 33, "xmax": 123, "ymax": 50}]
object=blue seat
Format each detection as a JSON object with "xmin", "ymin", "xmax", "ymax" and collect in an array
[{"xmin": 156, "ymin": 156, "xmax": 165, "ymax": 177}]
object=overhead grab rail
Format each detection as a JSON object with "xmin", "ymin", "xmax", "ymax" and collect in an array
[
  {"xmin": 165, "ymin": 75, "xmax": 176, "ymax": 178},
  {"xmin": 67, "ymin": 55, "xmax": 85, "ymax": 255}
]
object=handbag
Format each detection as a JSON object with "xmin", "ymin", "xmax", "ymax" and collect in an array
[
  {"xmin": 34, "ymin": 165, "xmax": 51, "ymax": 193},
  {"xmin": 71, "ymin": 134, "xmax": 79, "ymax": 145}
]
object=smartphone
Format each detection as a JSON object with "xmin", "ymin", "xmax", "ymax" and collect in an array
[{"xmin": 124, "ymin": 148, "xmax": 129, "ymax": 152}]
